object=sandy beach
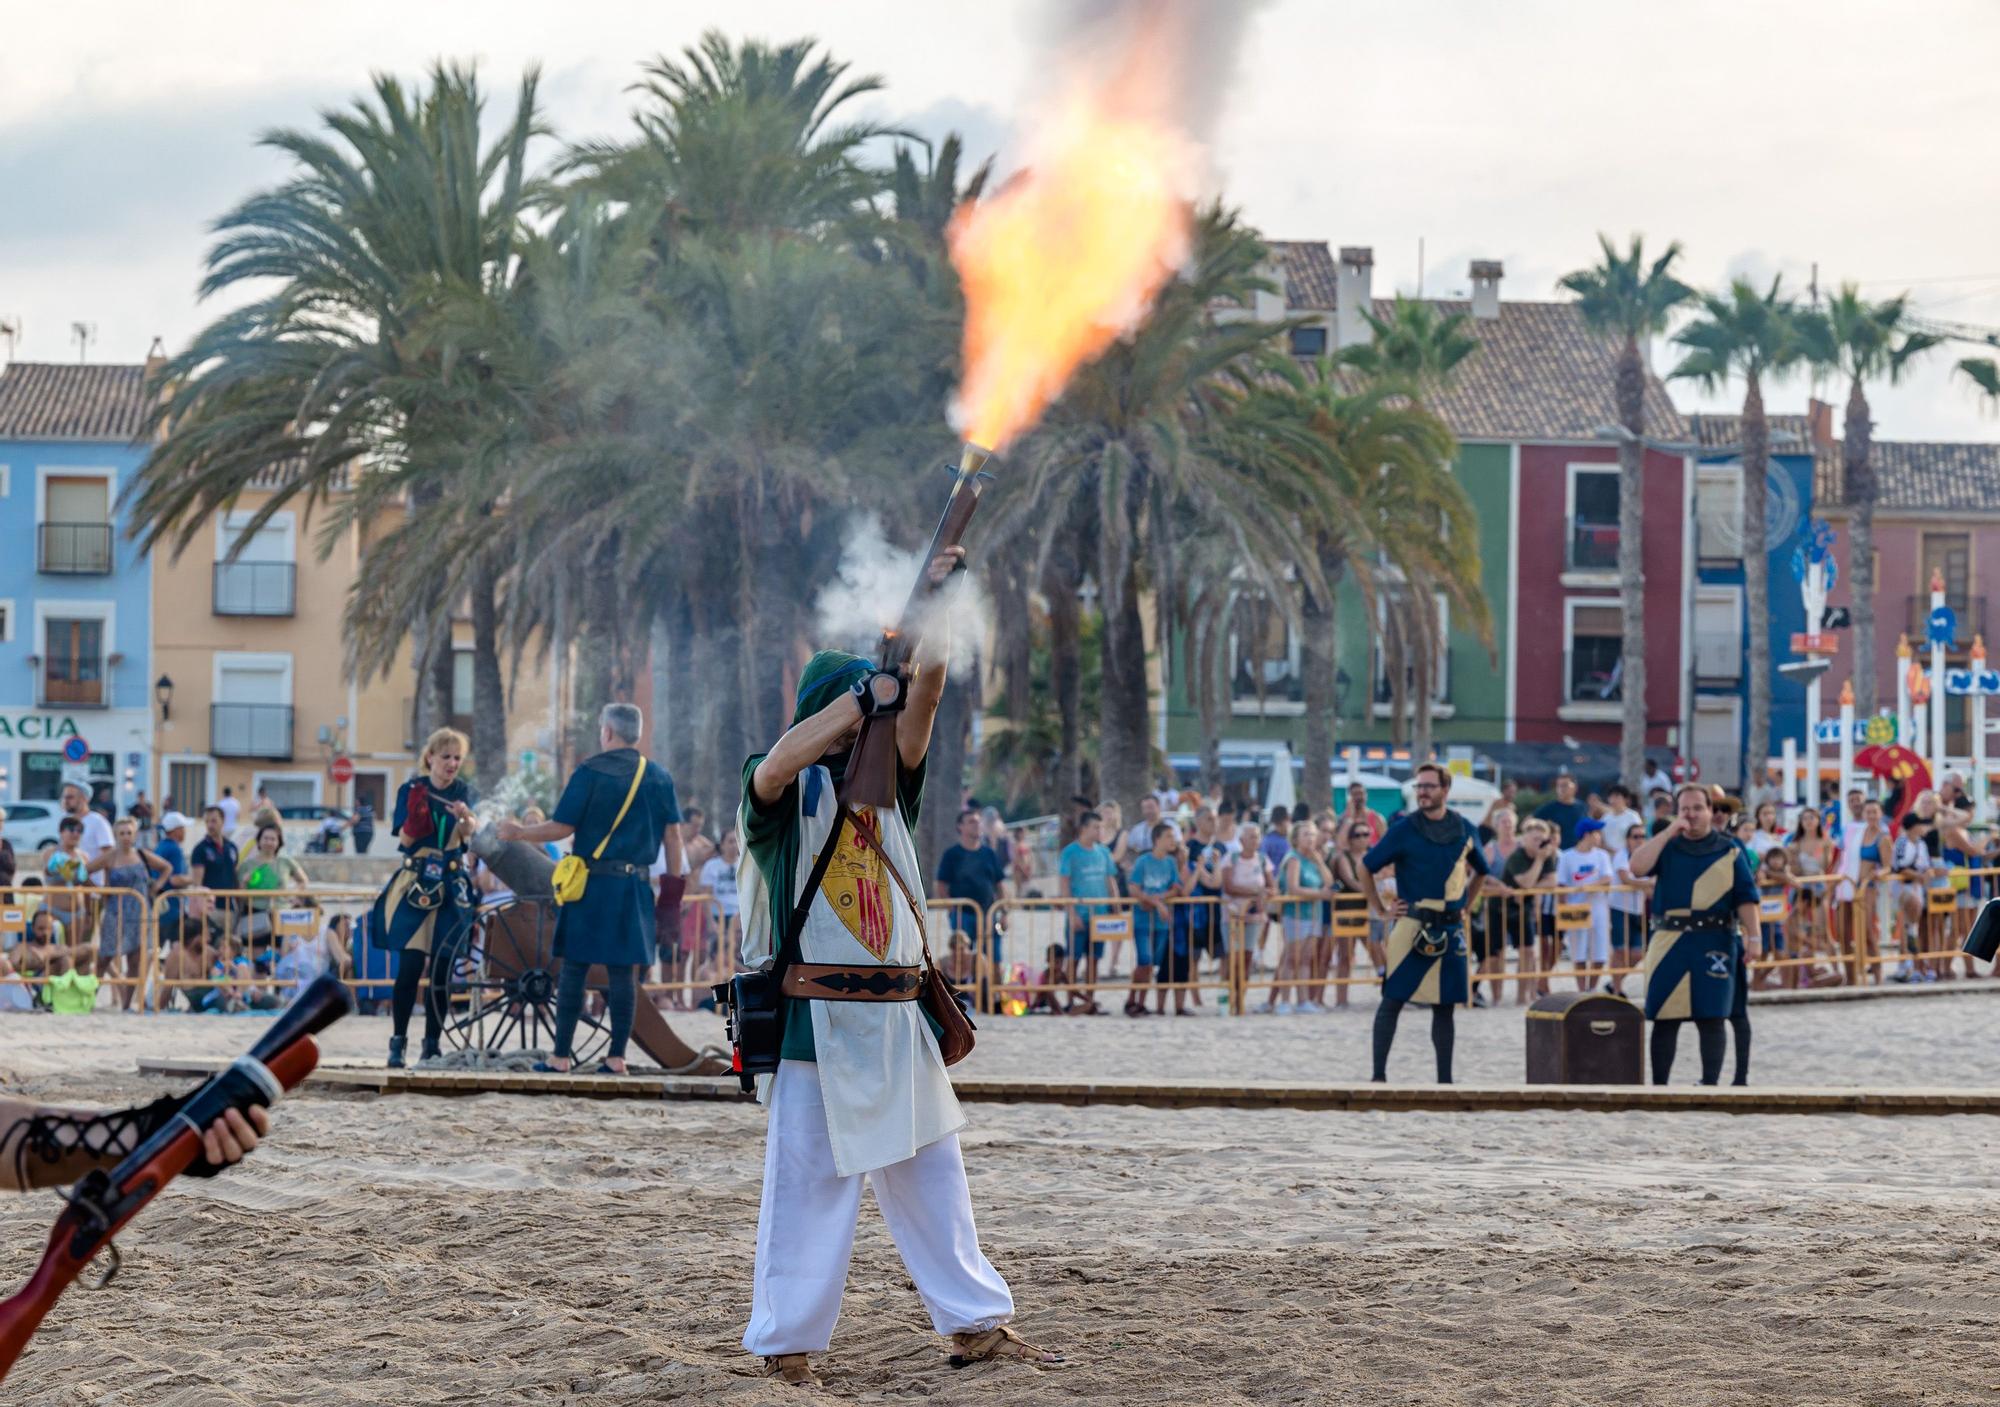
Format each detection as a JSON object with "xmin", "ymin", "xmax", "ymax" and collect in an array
[{"xmin": 4, "ymin": 995, "xmax": 2000, "ymax": 1404}]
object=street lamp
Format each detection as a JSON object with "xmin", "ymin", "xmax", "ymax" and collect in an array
[{"xmin": 154, "ymin": 674, "xmax": 174, "ymax": 722}]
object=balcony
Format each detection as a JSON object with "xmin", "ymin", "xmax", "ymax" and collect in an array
[
  {"xmin": 39, "ymin": 522, "xmax": 112, "ymax": 575},
  {"xmin": 211, "ymin": 703, "xmax": 294, "ymax": 759},
  {"xmin": 1567, "ymin": 517, "xmax": 1619, "ymax": 572},
  {"xmin": 1905, "ymin": 595, "xmax": 1987, "ymax": 651},
  {"xmin": 213, "ymin": 561, "xmax": 297, "ymax": 617}
]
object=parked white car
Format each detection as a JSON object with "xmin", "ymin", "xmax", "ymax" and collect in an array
[{"xmin": 0, "ymin": 800, "xmax": 66, "ymax": 854}]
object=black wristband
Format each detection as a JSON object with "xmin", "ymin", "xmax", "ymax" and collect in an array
[{"xmin": 851, "ymin": 669, "xmax": 907, "ymax": 718}]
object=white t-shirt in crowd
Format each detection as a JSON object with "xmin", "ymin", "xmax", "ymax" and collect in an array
[
  {"xmin": 1599, "ymin": 808, "xmax": 1643, "ymax": 854},
  {"xmin": 1607, "ymin": 847, "xmax": 1647, "ymax": 915},
  {"xmin": 1127, "ymin": 817, "xmax": 1180, "ymax": 855},
  {"xmin": 72, "ymin": 809, "xmax": 114, "ymax": 881},
  {"xmin": 700, "ymin": 854, "xmax": 740, "ymax": 918},
  {"xmin": 1556, "ymin": 845, "xmax": 1615, "ymax": 924},
  {"xmin": 217, "ymin": 795, "xmax": 241, "ymax": 832}
]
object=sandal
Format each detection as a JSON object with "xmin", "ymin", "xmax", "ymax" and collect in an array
[
  {"xmin": 948, "ymin": 1326, "xmax": 1067, "ymax": 1369},
  {"xmin": 763, "ymin": 1354, "xmax": 820, "ymax": 1387}
]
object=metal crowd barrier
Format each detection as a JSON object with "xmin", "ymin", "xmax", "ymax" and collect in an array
[{"xmin": 148, "ymin": 887, "xmax": 376, "ymax": 1009}]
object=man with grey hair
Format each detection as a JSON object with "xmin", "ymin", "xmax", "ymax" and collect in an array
[{"xmin": 500, "ymin": 702, "xmax": 684, "ymax": 1072}]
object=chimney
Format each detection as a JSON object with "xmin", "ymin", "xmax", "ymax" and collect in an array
[
  {"xmin": 1807, "ymin": 397, "xmax": 1835, "ymax": 451},
  {"xmin": 1470, "ymin": 260, "xmax": 1504, "ymax": 320},
  {"xmin": 1335, "ymin": 246, "xmax": 1374, "ymax": 349},
  {"xmin": 1253, "ymin": 259, "xmax": 1288, "ymax": 324}
]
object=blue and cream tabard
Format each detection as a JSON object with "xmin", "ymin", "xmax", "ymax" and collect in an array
[
  {"xmin": 1363, "ymin": 811, "xmax": 1490, "ymax": 1006},
  {"xmin": 1642, "ymin": 832, "xmax": 1759, "ymax": 1021},
  {"xmin": 370, "ymin": 776, "xmax": 478, "ymax": 955}
]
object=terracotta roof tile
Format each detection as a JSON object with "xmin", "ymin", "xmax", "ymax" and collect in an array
[
  {"xmin": 1267, "ymin": 240, "xmax": 1337, "ymax": 310},
  {"xmin": 0, "ymin": 362, "xmax": 149, "ymax": 442},
  {"xmin": 1378, "ymin": 299, "xmax": 1687, "ymax": 444},
  {"xmin": 1814, "ymin": 439, "xmax": 2000, "ymax": 513},
  {"xmin": 1688, "ymin": 412, "xmax": 1815, "ymax": 453}
]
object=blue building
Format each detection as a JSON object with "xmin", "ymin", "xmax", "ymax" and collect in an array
[
  {"xmin": 0, "ymin": 361, "xmax": 156, "ymax": 813},
  {"xmin": 1686, "ymin": 412, "xmax": 1818, "ymax": 790}
]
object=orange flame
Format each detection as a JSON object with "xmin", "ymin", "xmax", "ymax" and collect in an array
[{"xmin": 946, "ymin": 14, "xmax": 1198, "ymax": 451}]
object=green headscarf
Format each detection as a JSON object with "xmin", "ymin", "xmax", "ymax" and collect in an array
[{"xmin": 793, "ymin": 649, "xmax": 871, "ymax": 725}]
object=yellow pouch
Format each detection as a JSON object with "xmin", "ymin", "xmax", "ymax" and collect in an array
[{"xmin": 552, "ymin": 758, "xmax": 647, "ymax": 907}]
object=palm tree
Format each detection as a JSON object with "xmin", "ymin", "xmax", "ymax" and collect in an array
[
  {"xmin": 1339, "ymin": 296, "xmax": 1480, "ymax": 391},
  {"xmin": 1957, "ymin": 356, "xmax": 2000, "ymax": 400},
  {"xmin": 1798, "ymin": 288, "xmax": 1941, "ymax": 717},
  {"xmin": 131, "ymin": 62, "xmax": 546, "ymax": 755},
  {"xmin": 1559, "ymin": 234, "xmax": 1694, "ymax": 788},
  {"xmin": 1670, "ymin": 276, "xmax": 1804, "ymax": 792}
]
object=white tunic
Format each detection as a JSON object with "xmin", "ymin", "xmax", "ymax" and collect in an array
[{"xmin": 738, "ymin": 764, "xmax": 963, "ymax": 1177}]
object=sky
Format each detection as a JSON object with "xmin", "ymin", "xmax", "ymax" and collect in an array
[{"xmin": 5, "ymin": 0, "xmax": 2000, "ymax": 441}]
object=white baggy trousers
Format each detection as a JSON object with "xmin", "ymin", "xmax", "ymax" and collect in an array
[{"xmin": 743, "ymin": 1059, "xmax": 1015, "ymax": 1356}]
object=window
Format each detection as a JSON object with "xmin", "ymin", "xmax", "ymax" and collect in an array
[
  {"xmin": 1566, "ymin": 600, "xmax": 1623, "ymax": 703},
  {"xmin": 213, "ymin": 511, "xmax": 297, "ymax": 616},
  {"xmin": 38, "ymin": 472, "xmax": 112, "ymax": 574},
  {"xmin": 1229, "ymin": 592, "xmax": 1303, "ymax": 711},
  {"xmin": 1289, "ymin": 325, "xmax": 1328, "ymax": 357},
  {"xmin": 1695, "ymin": 465, "xmax": 1744, "ymax": 560},
  {"xmin": 1921, "ymin": 532, "xmax": 1972, "ymax": 608},
  {"xmin": 1693, "ymin": 589, "xmax": 1742, "ymax": 680},
  {"xmin": 1567, "ymin": 467, "xmax": 1620, "ymax": 572},
  {"xmin": 0, "ymin": 600, "xmax": 12, "ymax": 644},
  {"xmin": 167, "ymin": 761, "xmax": 214, "ymax": 814},
  {"xmin": 1373, "ymin": 593, "xmax": 1451, "ymax": 705},
  {"xmin": 257, "ymin": 776, "xmax": 319, "ymax": 810},
  {"xmin": 0, "ymin": 465, "xmax": 10, "ymax": 497},
  {"xmin": 213, "ymin": 653, "xmax": 294, "ymax": 758},
  {"xmin": 42, "ymin": 617, "xmax": 104, "ymax": 706},
  {"xmin": 451, "ymin": 649, "xmax": 475, "ymax": 717}
]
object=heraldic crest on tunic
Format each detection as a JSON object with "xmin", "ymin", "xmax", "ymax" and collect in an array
[{"xmin": 821, "ymin": 805, "xmax": 894, "ymax": 959}]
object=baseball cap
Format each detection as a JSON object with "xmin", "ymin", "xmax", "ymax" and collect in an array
[
  {"xmin": 160, "ymin": 811, "xmax": 191, "ymax": 832},
  {"xmin": 1576, "ymin": 817, "xmax": 1606, "ymax": 836}
]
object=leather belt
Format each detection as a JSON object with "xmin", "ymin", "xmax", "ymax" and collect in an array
[
  {"xmin": 586, "ymin": 859, "xmax": 648, "ymax": 879},
  {"xmin": 1667, "ymin": 911, "xmax": 1733, "ymax": 933},
  {"xmin": 780, "ymin": 963, "xmax": 922, "ymax": 1002}
]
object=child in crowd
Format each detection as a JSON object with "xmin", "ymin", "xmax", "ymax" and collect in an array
[
  {"xmin": 44, "ymin": 950, "xmax": 100, "ymax": 1014},
  {"xmin": 43, "ymin": 818, "xmax": 92, "ymax": 947},
  {"xmin": 1057, "ymin": 811, "xmax": 1119, "ymax": 984},
  {"xmin": 1555, "ymin": 818, "xmax": 1615, "ymax": 992},
  {"xmin": 1607, "ymin": 829, "xmax": 1653, "ymax": 999},
  {"xmin": 1757, "ymin": 846, "xmax": 1798, "ymax": 991}
]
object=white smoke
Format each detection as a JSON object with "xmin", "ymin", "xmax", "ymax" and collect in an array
[{"xmin": 813, "ymin": 514, "xmax": 990, "ymax": 679}]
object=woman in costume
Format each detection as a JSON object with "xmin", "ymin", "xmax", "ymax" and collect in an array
[
  {"xmin": 1626, "ymin": 784, "xmax": 1763, "ymax": 1085},
  {"xmin": 370, "ymin": 728, "xmax": 478, "ymax": 1068}
]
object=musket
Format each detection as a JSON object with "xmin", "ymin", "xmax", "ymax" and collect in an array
[
  {"xmin": 0, "ymin": 975, "xmax": 353, "ymax": 1384},
  {"xmin": 843, "ymin": 441, "xmax": 997, "ymax": 809}
]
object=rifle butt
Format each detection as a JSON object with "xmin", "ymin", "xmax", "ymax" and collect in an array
[{"xmin": 844, "ymin": 716, "xmax": 901, "ymax": 809}]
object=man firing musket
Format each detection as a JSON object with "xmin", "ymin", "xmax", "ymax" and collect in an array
[{"xmin": 726, "ymin": 447, "xmax": 1066, "ymax": 1387}]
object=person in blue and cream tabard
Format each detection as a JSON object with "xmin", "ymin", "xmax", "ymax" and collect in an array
[
  {"xmin": 1358, "ymin": 762, "xmax": 1516, "ymax": 1084},
  {"xmin": 735, "ymin": 545, "xmax": 1064, "ymax": 1389},
  {"xmin": 1625, "ymin": 785, "xmax": 1763, "ymax": 1086},
  {"xmin": 498, "ymin": 703, "xmax": 684, "ymax": 1075}
]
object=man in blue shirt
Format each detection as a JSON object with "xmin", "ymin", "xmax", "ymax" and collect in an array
[
  {"xmin": 1534, "ymin": 773, "xmax": 1588, "ymax": 849},
  {"xmin": 1057, "ymin": 810, "xmax": 1118, "ymax": 976},
  {"xmin": 934, "ymin": 810, "xmax": 1008, "ymax": 960},
  {"xmin": 1126, "ymin": 823, "xmax": 1183, "ymax": 1017},
  {"xmin": 153, "ymin": 810, "xmax": 197, "ymax": 943}
]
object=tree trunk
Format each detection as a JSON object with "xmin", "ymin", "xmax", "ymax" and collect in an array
[
  {"xmin": 994, "ymin": 552, "xmax": 1033, "ymax": 724},
  {"xmin": 1844, "ymin": 377, "xmax": 1877, "ymax": 718},
  {"xmin": 470, "ymin": 555, "xmax": 507, "ymax": 788},
  {"xmin": 1045, "ymin": 563, "xmax": 1083, "ymax": 802},
  {"xmin": 1385, "ymin": 602, "xmax": 1410, "ymax": 748},
  {"xmin": 650, "ymin": 602, "xmax": 681, "ymax": 777},
  {"xmin": 1097, "ymin": 543, "xmax": 1152, "ymax": 811},
  {"xmin": 1412, "ymin": 593, "xmax": 1435, "ymax": 765},
  {"xmin": 1300, "ymin": 536, "xmax": 1342, "ymax": 814},
  {"xmin": 1616, "ymin": 334, "xmax": 1650, "ymax": 791},
  {"xmin": 1741, "ymin": 372, "xmax": 1771, "ymax": 796},
  {"xmin": 1193, "ymin": 595, "xmax": 1224, "ymax": 797},
  {"xmin": 428, "ymin": 611, "xmax": 456, "ymax": 739},
  {"xmin": 918, "ymin": 670, "xmax": 973, "ymax": 870}
]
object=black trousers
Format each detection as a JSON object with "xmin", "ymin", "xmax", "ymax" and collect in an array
[
  {"xmin": 553, "ymin": 960, "xmax": 638, "ymax": 1062},
  {"xmin": 390, "ymin": 943, "xmax": 452, "ymax": 1048}
]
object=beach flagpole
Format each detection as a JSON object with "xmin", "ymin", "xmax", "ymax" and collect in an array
[
  {"xmin": 1972, "ymin": 636, "xmax": 1989, "ymax": 823},
  {"xmin": 1838, "ymin": 679, "xmax": 1856, "ymax": 810},
  {"xmin": 1781, "ymin": 736, "xmax": 1798, "ymax": 810},
  {"xmin": 1896, "ymin": 634, "xmax": 1914, "ymax": 757},
  {"xmin": 1929, "ymin": 569, "xmax": 1949, "ymax": 791}
]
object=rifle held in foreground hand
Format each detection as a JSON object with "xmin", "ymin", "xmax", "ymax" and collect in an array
[{"xmin": 0, "ymin": 974, "xmax": 352, "ymax": 1384}]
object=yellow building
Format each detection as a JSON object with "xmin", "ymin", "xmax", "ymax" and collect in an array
[
  {"xmin": 150, "ymin": 471, "xmax": 566, "ymax": 823},
  {"xmin": 150, "ymin": 470, "xmax": 415, "ymax": 820}
]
